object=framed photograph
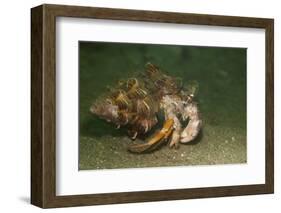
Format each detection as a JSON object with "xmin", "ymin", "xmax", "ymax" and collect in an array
[{"xmin": 31, "ymin": 4, "xmax": 274, "ymax": 208}]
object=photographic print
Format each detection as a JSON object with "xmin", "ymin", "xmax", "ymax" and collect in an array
[
  {"xmin": 31, "ymin": 4, "xmax": 273, "ymax": 208},
  {"xmin": 79, "ymin": 42, "xmax": 247, "ymax": 170}
]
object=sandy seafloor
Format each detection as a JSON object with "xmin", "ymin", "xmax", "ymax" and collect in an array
[
  {"xmin": 79, "ymin": 125, "xmax": 246, "ymax": 170},
  {"xmin": 78, "ymin": 42, "xmax": 247, "ymax": 170}
]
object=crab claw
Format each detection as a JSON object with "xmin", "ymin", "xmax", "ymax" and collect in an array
[
  {"xmin": 180, "ymin": 102, "xmax": 202, "ymax": 143},
  {"xmin": 128, "ymin": 119, "xmax": 174, "ymax": 153}
]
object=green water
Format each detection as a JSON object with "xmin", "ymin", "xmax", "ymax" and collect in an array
[{"xmin": 79, "ymin": 42, "xmax": 246, "ymax": 170}]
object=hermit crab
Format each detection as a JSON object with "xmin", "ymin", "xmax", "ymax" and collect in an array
[{"xmin": 90, "ymin": 63, "xmax": 202, "ymax": 153}]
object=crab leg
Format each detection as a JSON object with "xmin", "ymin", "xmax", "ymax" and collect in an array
[{"xmin": 128, "ymin": 119, "xmax": 174, "ymax": 153}]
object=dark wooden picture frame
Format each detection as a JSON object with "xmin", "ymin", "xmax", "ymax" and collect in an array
[{"xmin": 31, "ymin": 4, "xmax": 274, "ymax": 208}]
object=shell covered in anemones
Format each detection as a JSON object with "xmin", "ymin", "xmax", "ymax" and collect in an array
[{"xmin": 90, "ymin": 63, "xmax": 182, "ymax": 139}]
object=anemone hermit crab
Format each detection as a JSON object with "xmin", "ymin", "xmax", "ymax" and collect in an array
[{"xmin": 90, "ymin": 63, "xmax": 202, "ymax": 153}]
